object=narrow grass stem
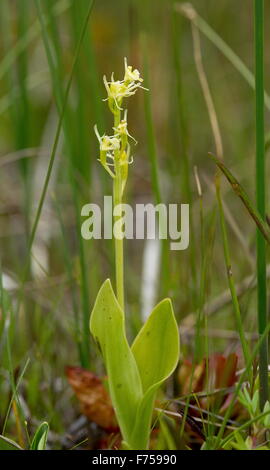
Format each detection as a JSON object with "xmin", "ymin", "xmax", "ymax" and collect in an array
[
  {"xmin": 254, "ymin": 0, "xmax": 269, "ymax": 409},
  {"xmin": 209, "ymin": 153, "xmax": 270, "ymax": 245}
]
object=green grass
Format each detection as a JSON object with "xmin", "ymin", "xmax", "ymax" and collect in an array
[
  {"xmin": 0, "ymin": 0, "xmax": 270, "ymax": 450},
  {"xmin": 254, "ymin": 0, "xmax": 269, "ymax": 409}
]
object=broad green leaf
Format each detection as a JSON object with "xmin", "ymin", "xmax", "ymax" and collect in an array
[
  {"xmin": 30, "ymin": 422, "xmax": 49, "ymax": 450},
  {"xmin": 130, "ymin": 299, "xmax": 180, "ymax": 448},
  {"xmin": 0, "ymin": 435, "xmax": 22, "ymax": 450},
  {"xmin": 90, "ymin": 279, "xmax": 143, "ymax": 444},
  {"xmin": 131, "ymin": 299, "xmax": 180, "ymax": 392},
  {"xmin": 154, "ymin": 414, "xmax": 177, "ymax": 450},
  {"xmin": 129, "ymin": 386, "xmax": 157, "ymax": 449}
]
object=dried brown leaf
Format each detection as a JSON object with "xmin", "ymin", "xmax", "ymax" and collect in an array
[{"xmin": 66, "ymin": 366, "xmax": 118, "ymax": 431}]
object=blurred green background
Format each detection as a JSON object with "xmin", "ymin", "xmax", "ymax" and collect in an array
[{"xmin": 0, "ymin": 0, "xmax": 269, "ymax": 446}]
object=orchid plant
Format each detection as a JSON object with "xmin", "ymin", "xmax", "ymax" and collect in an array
[{"xmin": 89, "ymin": 59, "xmax": 180, "ymax": 450}]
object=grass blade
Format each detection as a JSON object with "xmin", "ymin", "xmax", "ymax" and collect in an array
[
  {"xmin": 209, "ymin": 153, "xmax": 270, "ymax": 245},
  {"xmin": 254, "ymin": 0, "xmax": 269, "ymax": 408}
]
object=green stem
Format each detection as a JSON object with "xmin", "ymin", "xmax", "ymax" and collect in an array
[
  {"xmin": 254, "ymin": 0, "xmax": 269, "ymax": 409},
  {"xmin": 113, "ymin": 109, "xmax": 124, "ymax": 310}
]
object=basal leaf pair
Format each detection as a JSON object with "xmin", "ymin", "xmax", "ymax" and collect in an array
[{"xmin": 90, "ymin": 279, "xmax": 179, "ymax": 450}]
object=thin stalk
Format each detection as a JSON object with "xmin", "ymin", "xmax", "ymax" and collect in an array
[
  {"xmin": 113, "ymin": 110, "xmax": 124, "ymax": 311},
  {"xmin": 209, "ymin": 153, "xmax": 270, "ymax": 245},
  {"xmin": 254, "ymin": 0, "xmax": 269, "ymax": 409}
]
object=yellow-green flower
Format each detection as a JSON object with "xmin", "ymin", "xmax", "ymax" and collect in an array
[
  {"xmin": 103, "ymin": 59, "xmax": 147, "ymax": 112},
  {"xmin": 124, "ymin": 57, "xmax": 143, "ymax": 84},
  {"xmin": 113, "ymin": 112, "xmax": 137, "ymax": 145}
]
